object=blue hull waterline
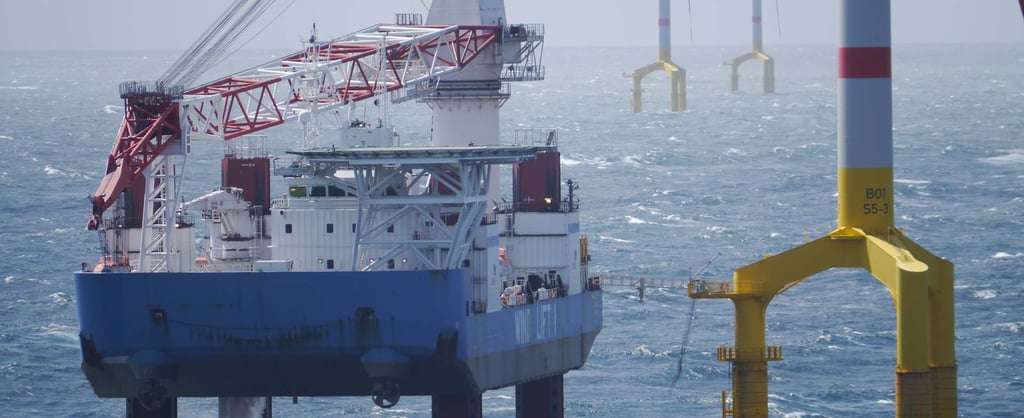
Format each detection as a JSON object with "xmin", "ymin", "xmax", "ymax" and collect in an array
[{"xmin": 75, "ymin": 269, "xmax": 602, "ymax": 398}]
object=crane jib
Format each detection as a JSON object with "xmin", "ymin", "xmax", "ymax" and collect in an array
[{"xmin": 87, "ymin": 24, "xmax": 500, "ymax": 229}]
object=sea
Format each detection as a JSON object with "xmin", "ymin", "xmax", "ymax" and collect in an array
[{"xmin": 1, "ymin": 43, "xmax": 1022, "ymax": 417}]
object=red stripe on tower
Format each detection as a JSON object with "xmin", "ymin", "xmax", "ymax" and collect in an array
[
  {"xmin": 839, "ymin": 47, "xmax": 891, "ymax": 79},
  {"xmin": 658, "ymin": 18, "xmax": 669, "ymax": 26}
]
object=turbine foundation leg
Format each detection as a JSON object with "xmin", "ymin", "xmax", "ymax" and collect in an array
[
  {"xmin": 931, "ymin": 365, "xmax": 958, "ymax": 417},
  {"xmin": 516, "ymin": 374, "xmax": 564, "ymax": 418},
  {"xmin": 631, "ymin": 76, "xmax": 643, "ymax": 113},
  {"xmin": 431, "ymin": 393, "xmax": 482, "ymax": 418},
  {"xmin": 671, "ymin": 70, "xmax": 687, "ymax": 112},
  {"xmin": 895, "ymin": 370, "xmax": 933, "ymax": 417},
  {"xmin": 763, "ymin": 58, "xmax": 775, "ymax": 94},
  {"xmin": 733, "ymin": 361, "xmax": 769, "ymax": 417}
]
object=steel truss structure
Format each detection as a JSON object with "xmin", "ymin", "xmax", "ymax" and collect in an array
[
  {"xmin": 291, "ymin": 146, "xmax": 552, "ymax": 271},
  {"xmin": 90, "ymin": 23, "xmax": 500, "ymax": 227},
  {"xmin": 183, "ymin": 24, "xmax": 501, "ymax": 141}
]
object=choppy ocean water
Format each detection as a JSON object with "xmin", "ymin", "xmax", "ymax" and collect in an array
[{"xmin": 1, "ymin": 43, "xmax": 1022, "ymax": 416}]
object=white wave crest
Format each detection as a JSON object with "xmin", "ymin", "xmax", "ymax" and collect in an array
[
  {"xmin": 43, "ymin": 165, "xmax": 87, "ymax": 179},
  {"xmin": 560, "ymin": 157, "xmax": 581, "ymax": 166},
  {"xmin": 980, "ymin": 151, "xmax": 1024, "ymax": 166},
  {"xmin": 624, "ymin": 216, "xmax": 649, "ymax": 225},
  {"xmin": 629, "ymin": 344, "xmax": 671, "ymax": 359},
  {"xmin": 596, "ymin": 235, "xmax": 637, "ymax": 244},
  {"xmin": 972, "ymin": 289, "xmax": 997, "ymax": 299},
  {"xmin": 103, "ymin": 105, "xmax": 121, "ymax": 114},
  {"xmin": 894, "ymin": 178, "xmax": 931, "ymax": 185},
  {"xmin": 621, "ymin": 155, "xmax": 646, "ymax": 167},
  {"xmin": 40, "ymin": 322, "xmax": 79, "ymax": 347},
  {"xmin": 993, "ymin": 252, "xmax": 1023, "ymax": 259},
  {"xmin": 0, "ymin": 85, "xmax": 38, "ymax": 90},
  {"xmin": 48, "ymin": 292, "xmax": 72, "ymax": 306},
  {"xmin": 0, "ymin": 135, "xmax": 12, "ymax": 141}
]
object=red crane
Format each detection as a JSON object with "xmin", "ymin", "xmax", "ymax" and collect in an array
[{"xmin": 88, "ymin": 22, "xmax": 500, "ymax": 230}]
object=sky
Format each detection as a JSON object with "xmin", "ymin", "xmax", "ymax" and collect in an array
[{"xmin": 1, "ymin": 0, "xmax": 1021, "ymax": 51}]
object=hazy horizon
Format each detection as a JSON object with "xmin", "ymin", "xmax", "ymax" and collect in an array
[{"xmin": 2, "ymin": 1, "xmax": 1021, "ymax": 52}]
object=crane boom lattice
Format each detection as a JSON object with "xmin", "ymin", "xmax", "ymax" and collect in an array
[{"xmin": 88, "ymin": 22, "xmax": 500, "ymax": 228}]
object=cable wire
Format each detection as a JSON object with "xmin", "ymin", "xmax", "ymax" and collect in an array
[
  {"xmin": 159, "ymin": 0, "xmax": 283, "ymax": 89},
  {"xmin": 671, "ymin": 296, "xmax": 697, "ymax": 387}
]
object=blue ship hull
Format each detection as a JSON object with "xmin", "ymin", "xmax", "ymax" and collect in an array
[{"xmin": 74, "ymin": 269, "xmax": 602, "ymax": 399}]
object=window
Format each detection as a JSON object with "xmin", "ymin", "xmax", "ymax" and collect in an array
[
  {"xmin": 310, "ymin": 186, "xmax": 326, "ymax": 197},
  {"xmin": 328, "ymin": 185, "xmax": 348, "ymax": 197},
  {"xmin": 326, "ymin": 223, "xmax": 334, "ymax": 233},
  {"xmin": 387, "ymin": 259, "xmax": 395, "ymax": 269},
  {"xmin": 386, "ymin": 224, "xmax": 394, "ymax": 233},
  {"xmin": 327, "ymin": 259, "xmax": 334, "ymax": 269},
  {"xmin": 288, "ymin": 186, "xmax": 307, "ymax": 197},
  {"xmin": 351, "ymin": 223, "xmax": 357, "ymax": 233},
  {"xmin": 285, "ymin": 224, "xmax": 293, "ymax": 234}
]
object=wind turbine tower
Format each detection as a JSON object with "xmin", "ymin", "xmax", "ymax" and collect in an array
[
  {"xmin": 631, "ymin": 0, "xmax": 686, "ymax": 112},
  {"xmin": 691, "ymin": 1, "xmax": 956, "ymax": 416},
  {"xmin": 728, "ymin": 0, "xmax": 775, "ymax": 93}
]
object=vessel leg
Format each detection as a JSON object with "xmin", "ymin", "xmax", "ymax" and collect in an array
[
  {"xmin": 515, "ymin": 374, "xmax": 564, "ymax": 418},
  {"xmin": 432, "ymin": 393, "xmax": 482, "ymax": 418},
  {"xmin": 219, "ymin": 397, "xmax": 271, "ymax": 418},
  {"xmin": 126, "ymin": 397, "xmax": 176, "ymax": 418}
]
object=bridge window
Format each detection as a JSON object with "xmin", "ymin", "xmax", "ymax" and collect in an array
[
  {"xmin": 327, "ymin": 259, "xmax": 334, "ymax": 269},
  {"xmin": 328, "ymin": 185, "xmax": 348, "ymax": 197},
  {"xmin": 310, "ymin": 186, "xmax": 326, "ymax": 197},
  {"xmin": 285, "ymin": 224, "xmax": 293, "ymax": 234},
  {"xmin": 326, "ymin": 223, "xmax": 334, "ymax": 233},
  {"xmin": 289, "ymin": 186, "xmax": 307, "ymax": 197}
]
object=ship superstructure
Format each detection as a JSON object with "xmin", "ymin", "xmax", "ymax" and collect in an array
[{"xmin": 73, "ymin": 2, "xmax": 600, "ymax": 417}]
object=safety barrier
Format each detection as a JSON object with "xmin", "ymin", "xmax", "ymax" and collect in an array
[{"xmin": 716, "ymin": 345, "xmax": 783, "ymax": 362}]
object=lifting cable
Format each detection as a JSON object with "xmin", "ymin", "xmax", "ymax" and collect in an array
[
  {"xmin": 671, "ymin": 295, "xmax": 697, "ymax": 387},
  {"xmin": 159, "ymin": 0, "xmax": 288, "ymax": 89},
  {"xmin": 671, "ymin": 252, "xmax": 719, "ymax": 387}
]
